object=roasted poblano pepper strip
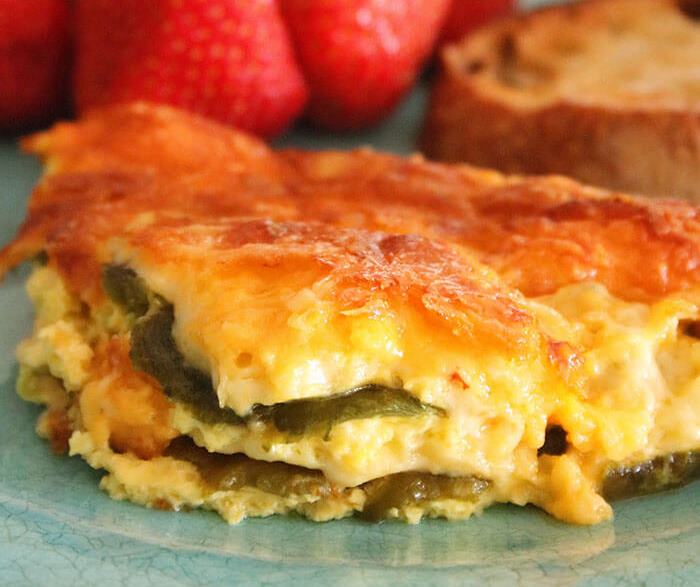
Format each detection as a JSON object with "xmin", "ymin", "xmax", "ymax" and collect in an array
[
  {"xmin": 130, "ymin": 302, "xmax": 244, "ymax": 425},
  {"xmin": 603, "ymin": 451, "xmax": 700, "ymax": 500},
  {"xmin": 168, "ymin": 436, "xmax": 490, "ymax": 520},
  {"xmin": 103, "ymin": 264, "xmax": 241, "ymax": 424},
  {"xmin": 105, "ymin": 264, "xmax": 446, "ymax": 431},
  {"xmin": 360, "ymin": 472, "xmax": 490, "ymax": 522},
  {"xmin": 251, "ymin": 384, "xmax": 446, "ymax": 437},
  {"xmin": 102, "ymin": 264, "xmax": 150, "ymax": 317},
  {"xmin": 127, "ymin": 302, "xmax": 444, "ymax": 430},
  {"xmin": 129, "ymin": 304, "xmax": 444, "ymax": 431},
  {"xmin": 166, "ymin": 437, "xmax": 334, "ymax": 496}
]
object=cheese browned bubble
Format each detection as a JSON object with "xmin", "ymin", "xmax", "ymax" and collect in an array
[{"xmin": 3, "ymin": 103, "xmax": 700, "ymax": 525}]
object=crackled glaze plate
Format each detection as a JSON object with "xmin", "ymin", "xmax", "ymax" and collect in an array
[{"xmin": 2, "ymin": 82, "xmax": 700, "ymax": 586}]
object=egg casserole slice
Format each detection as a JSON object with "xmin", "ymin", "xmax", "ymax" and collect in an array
[{"xmin": 2, "ymin": 103, "xmax": 700, "ymax": 525}]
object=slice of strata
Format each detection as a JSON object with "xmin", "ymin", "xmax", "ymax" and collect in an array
[{"xmin": 2, "ymin": 102, "xmax": 700, "ymax": 525}]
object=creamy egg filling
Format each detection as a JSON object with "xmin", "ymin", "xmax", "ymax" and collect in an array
[{"xmin": 15, "ymin": 265, "xmax": 700, "ymax": 524}]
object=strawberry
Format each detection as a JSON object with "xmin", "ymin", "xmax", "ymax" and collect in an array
[
  {"xmin": 440, "ymin": 0, "xmax": 514, "ymax": 45},
  {"xmin": 0, "ymin": 0, "xmax": 71, "ymax": 131},
  {"xmin": 74, "ymin": 0, "xmax": 308, "ymax": 138},
  {"xmin": 280, "ymin": 0, "xmax": 450, "ymax": 131}
]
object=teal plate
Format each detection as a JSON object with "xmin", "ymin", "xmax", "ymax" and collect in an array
[{"xmin": 1, "ymin": 85, "xmax": 699, "ymax": 586}]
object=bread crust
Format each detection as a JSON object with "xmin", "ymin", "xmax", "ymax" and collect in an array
[{"xmin": 421, "ymin": 0, "xmax": 700, "ymax": 200}]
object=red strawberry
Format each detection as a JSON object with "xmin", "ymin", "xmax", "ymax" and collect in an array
[
  {"xmin": 74, "ymin": 0, "xmax": 308, "ymax": 138},
  {"xmin": 440, "ymin": 0, "xmax": 514, "ymax": 45},
  {"xmin": 0, "ymin": 0, "xmax": 71, "ymax": 131},
  {"xmin": 280, "ymin": 0, "xmax": 450, "ymax": 131}
]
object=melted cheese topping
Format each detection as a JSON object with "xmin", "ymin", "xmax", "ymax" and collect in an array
[{"xmin": 16, "ymin": 266, "xmax": 700, "ymax": 524}]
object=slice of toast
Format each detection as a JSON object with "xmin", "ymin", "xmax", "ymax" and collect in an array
[{"xmin": 421, "ymin": 0, "xmax": 700, "ymax": 200}]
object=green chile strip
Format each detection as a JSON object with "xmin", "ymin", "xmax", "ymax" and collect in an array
[
  {"xmin": 360, "ymin": 472, "xmax": 490, "ymax": 522},
  {"xmin": 165, "ymin": 437, "xmax": 334, "ymax": 496},
  {"xmin": 102, "ymin": 264, "xmax": 150, "ymax": 317},
  {"xmin": 602, "ymin": 451, "xmax": 700, "ymax": 501},
  {"xmin": 104, "ymin": 264, "xmax": 241, "ymax": 424},
  {"xmin": 130, "ymin": 301, "xmax": 244, "ymax": 425},
  {"xmin": 251, "ymin": 384, "xmax": 446, "ymax": 437},
  {"xmin": 104, "ymin": 264, "xmax": 446, "ymax": 432},
  {"xmin": 167, "ymin": 437, "xmax": 491, "ymax": 521}
]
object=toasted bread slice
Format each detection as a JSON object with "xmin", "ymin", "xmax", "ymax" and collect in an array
[{"xmin": 422, "ymin": 0, "xmax": 700, "ymax": 200}]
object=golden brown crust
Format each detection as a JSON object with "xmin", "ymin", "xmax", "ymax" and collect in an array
[
  {"xmin": 131, "ymin": 217, "xmax": 536, "ymax": 351},
  {"xmin": 4, "ymin": 101, "xmax": 700, "ymax": 316},
  {"xmin": 421, "ymin": 0, "xmax": 700, "ymax": 200}
]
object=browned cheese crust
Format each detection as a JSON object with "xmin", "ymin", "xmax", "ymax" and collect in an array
[
  {"xmin": 421, "ymin": 0, "xmax": 700, "ymax": 200},
  {"xmin": 3, "ymin": 102, "xmax": 700, "ymax": 309}
]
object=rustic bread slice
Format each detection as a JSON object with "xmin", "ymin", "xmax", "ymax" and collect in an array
[{"xmin": 421, "ymin": 0, "xmax": 700, "ymax": 200}]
